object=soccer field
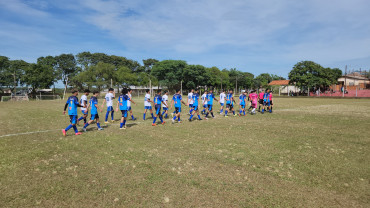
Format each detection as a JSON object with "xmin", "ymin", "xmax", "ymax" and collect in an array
[{"xmin": 0, "ymin": 97, "xmax": 369, "ymax": 207}]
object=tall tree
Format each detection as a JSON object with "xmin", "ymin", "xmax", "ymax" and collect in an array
[
  {"xmin": 22, "ymin": 63, "xmax": 54, "ymax": 95},
  {"xmin": 143, "ymin": 58, "xmax": 159, "ymax": 73},
  {"xmin": 55, "ymin": 54, "xmax": 78, "ymax": 90},
  {"xmin": 288, "ymin": 61, "xmax": 323, "ymax": 90},
  {"xmin": 9, "ymin": 60, "xmax": 28, "ymax": 93},
  {"xmin": 151, "ymin": 60, "xmax": 187, "ymax": 90},
  {"xmin": 0, "ymin": 56, "xmax": 11, "ymax": 91}
]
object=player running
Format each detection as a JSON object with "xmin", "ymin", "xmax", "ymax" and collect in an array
[
  {"xmin": 63, "ymin": 90, "xmax": 84, "ymax": 136},
  {"xmin": 102, "ymin": 88, "xmax": 115, "ymax": 123},
  {"xmin": 187, "ymin": 89, "xmax": 194, "ymax": 115},
  {"xmin": 77, "ymin": 89, "xmax": 90, "ymax": 125},
  {"xmin": 219, "ymin": 89, "xmax": 226, "ymax": 114},
  {"xmin": 82, "ymin": 91, "xmax": 103, "ymax": 132},
  {"xmin": 171, "ymin": 89, "xmax": 186, "ymax": 124},
  {"xmin": 116, "ymin": 88, "xmax": 130, "ymax": 129},
  {"xmin": 201, "ymin": 90, "xmax": 208, "ymax": 114},
  {"xmin": 258, "ymin": 89, "xmax": 265, "ymax": 112},
  {"xmin": 127, "ymin": 88, "xmax": 137, "ymax": 120},
  {"xmin": 162, "ymin": 91, "xmax": 169, "ymax": 119},
  {"xmin": 239, "ymin": 90, "xmax": 247, "ymax": 116},
  {"xmin": 188, "ymin": 89, "xmax": 202, "ymax": 121},
  {"xmin": 143, "ymin": 89, "xmax": 154, "ymax": 120},
  {"xmin": 152, "ymin": 90, "xmax": 167, "ymax": 126},
  {"xmin": 205, "ymin": 89, "xmax": 218, "ymax": 119},
  {"xmin": 225, "ymin": 89, "xmax": 236, "ymax": 117}
]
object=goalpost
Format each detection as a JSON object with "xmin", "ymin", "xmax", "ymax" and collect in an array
[
  {"xmin": 36, "ymin": 95, "xmax": 61, "ymax": 101},
  {"xmin": 1, "ymin": 95, "xmax": 29, "ymax": 102}
]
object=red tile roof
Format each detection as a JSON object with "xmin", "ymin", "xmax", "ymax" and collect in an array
[{"xmin": 269, "ymin": 80, "xmax": 290, "ymax": 85}]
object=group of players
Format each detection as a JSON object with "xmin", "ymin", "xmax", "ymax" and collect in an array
[{"xmin": 62, "ymin": 88, "xmax": 273, "ymax": 136}]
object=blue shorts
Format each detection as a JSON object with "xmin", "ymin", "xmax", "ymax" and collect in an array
[
  {"xmin": 203, "ymin": 105, "xmax": 207, "ymax": 109},
  {"xmin": 163, "ymin": 107, "xmax": 168, "ymax": 111},
  {"xmin": 263, "ymin": 101, "xmax": 270, "ymax": 106},
  {"xmin": 145, "ymin": 106, "xmax": 152, "ymax": 110},
  {"xmin": 81, "ymin": 110, "xmax": 88, "ymax": 115},
  {"xmin": 240, "ymin": 104, "xmax": 245, "ymax": 109},
  {"xmin": 220, "ymin": 103, "xmax": 224, "ymax": 106},
  {"xmin": 128, "ymin": 106, "xmax": 132, "ymax": 111},
  {"xmin": 226, "ymin": 104, "xmax": 233, "ymax": 109},
  {"xmin": 107, "ymin": 106, "xmax": 114, "ymax": 112},
  {"xmin": 69, "ymin": 115, "xmax": 77, "ymax": 124},
  {"xmin": 189, "ymin": 104, "xmax": 193, "ymax": 108},
  {"xmin": 175, "ymin": 107, "xmax": 181, "ymax": 114},
  {"xmin": 91, "ymin": 114, "xmax": 99, "ymax": 120},
  {"xmin": 155, "ymin": 105, "xmax": 161, "ymax": 115},
  {"xmin": 193, "ymin": 106, "xmax": 199, "ymax": 111},
  {"xmin": 121, "ymin": 110, "xmax": 128, "ymax": 118},
  {"xmin": 207, "ymin": 104, "xmax": 213, "ymax": 111}
]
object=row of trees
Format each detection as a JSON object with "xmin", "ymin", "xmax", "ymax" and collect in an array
[{"xmin": 0, "ymin": 52, "xmax": 286, "ymax": 95}]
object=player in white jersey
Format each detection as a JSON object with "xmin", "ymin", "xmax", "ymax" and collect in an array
[
  {"xmin": 162, "ymin": 91, "xmax": 169, "ymax": 118},
  {"xmin": 77, "ymin": 89, "xmax": 90, "ymax": 125},
  {"xmin": 187, "ymin": 89, "xmax": 194, "ymax": 115},
  {"xmin": 102, "ymin": 88, "xmax": 115, "ymax": 123},
  {"xmin": 143, "ymin": 89, "xmax": 154, "ymax": 120},
  {"xmin": 219, "ymin": 89, "xmax": 226, "ymax": 114},
  {"xmin": 201, "ymin": 90, "xmax": 208, "ymax": 114},
  {"xmin": 127, "ymin": 88, "xmax": 137, "ymax": 120}
]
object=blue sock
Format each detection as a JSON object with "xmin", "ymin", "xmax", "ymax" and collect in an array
[
  {"xmin": 211, "ymin": 112, "xmax": 214, "ymax": 117},
  {"xmin": 165, "ymin": 113, "xmax": 168, "ymax": 118},
  {"xmin": 78, "ymin": 117, "xmax": 84, "ymax": 121},
  {"xmin": 243, "ymin": 111, "xmax": 246, "ymax": 115},
  {"xmin": 178, "ymin": 116, "xmax": 180, "ymax": 121},
  {"xmin": 131, "ymin": 115, "xmax": 134, "ymax": 119},
  {"xmin": 151, "ymin": 113, "xmax": 154, "ymax": 118},
  {"xmin": 65, "ymin": 124, "xmax": 73, "ymax": 131},
  {"xmin": 190, "ymin": 109, "xmax": 193, "ymax": 114},
  {"xmin": 72, "ymin": 125, "xmax": 78, "ymax": 133},
  {"xmin": 225, "ymin": 110, "xmax": 228, "ymax": 115},
  {"xmin": 84, "ymin": 118, "xmax": 87, "ymax": 123},
  {"xmin": 159, "ymin": 116, "xmax": 163, "ymax": 123},
  {"xmin": 173, "ymin": 116, "xmax": 177, "ymax": 120},
  {"xmin": 206, "ymin": 113, "xmax": 209, "ymax": 117},
  {"xmin": 84, "ymin": 123, "xmax": 89, "ymax": 128},
  {"xmin": 220, "ymin": 109, "xmax": 223, "ymax": 113},
  {"xmin": 143, "ymin": 113, "xmax": 146, "ymax": 120},
  {"xmin": 262, "ymin": 109, "xmax": 264, "ymax": 112},
  {"xmin": 120, "ymin": 123, "xmax": 124, "ymax": 128},
  {"xmin": 153, "ymin": 117, "xmax": 157, "ymax": 124},
  {"xmin": 189, "ymin": 115, "xmax": 194, "ymax": 120},
  {"xmin": 123, "ymin": 120, "xmax": 126, "ymax": 125},
  {"xmin": 105, "ymin": 111, "xmax": 109, "ymax": 121},
  {"xmin": 233, "ymin": 111, "xmax": 235, "ymax": 115},
  {"xmin": 239, "ymin": 110, "xmax": 242, "ymax": 114},
  {"xmin": 97, "ymin": 123, "xmax": 101, "ymax": 128},
  {"xmin": 111, "ymin": 112, "xmax": 114, "ymax": 120},
  {"xmin": 198, "ymin": 115, "xmax": 201, "ymax": 119}
]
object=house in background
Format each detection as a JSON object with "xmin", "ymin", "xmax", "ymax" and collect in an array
[
  {"xmin": 268, "ymin": 80, "xmax": 301, "ymax": 96},
  {"xmin": 334, "ymin": 72, "xmax": 370, "ymax": 91}
]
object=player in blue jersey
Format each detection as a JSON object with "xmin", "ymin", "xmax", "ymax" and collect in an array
[
  {"xmin": 225, "ymin": 89, "xmax": 236, "ymax": 117},
  {"xmin": 262, "ymin": 89, "xmax": 270, "ymax": 114},
  {"xmin": 188, "ymin": 89, "xmax": 202, "ymax": 121},
  {"xmin": 171, "ymin": 89, "xmax": 186, "ymax": 124},
  {"xmin": 205, "ymin": 89, "xmax": 218, "ymax": 119},
  {"xmin": 82, "ymin": 91, "xmax": 103, "ymax": 132},
  {"xmin": 143, "ymin": 89, "xmax": 154, "ymax": 120},
  {"xmin": 238, "ymin": 90, "xmax": 247, "ymax": 116},
  {"xmin": 162, "ymin": 91, "xmax": 169, "ymax": 118},
  {"xmin": 115, "ymin": 88, "xmax": 131, "ymax": 129},
  {"xmin": 152, "ymin": 90, "xmax": 168, "ymax": 126},
  {"xmin": 63, "ymin": 90, "xmax": 84, "ymax": 136},
  {"xmin": 77, "ymin": 89, "xmax": 90, "ymax": 125}
]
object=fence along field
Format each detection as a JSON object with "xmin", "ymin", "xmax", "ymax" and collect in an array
[{"xmin": 0, "ymin": 97, "xmax": 369, "ymax": 207}]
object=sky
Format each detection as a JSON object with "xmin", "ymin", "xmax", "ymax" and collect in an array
[{"xmin": 1, "ymin": 0, "xmax": 370, "ymax": 78}]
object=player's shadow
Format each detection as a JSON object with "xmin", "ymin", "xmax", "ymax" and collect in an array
[{"xmin": 126, "ymin": 123, "xmax": 138, "ymax": 127}]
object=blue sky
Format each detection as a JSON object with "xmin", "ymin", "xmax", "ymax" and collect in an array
[{"xmin": 1, "ymin": 0, "xmax": 370, "ymax": 78}]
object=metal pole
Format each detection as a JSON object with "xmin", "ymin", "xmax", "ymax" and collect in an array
[
  {"xmin": 63, "ymin": 77, "xmax": 68, "ymax": 100},
  {"xmin": 149, "ymin": 79, "xmax": 152, "ymax": 97},
  {"xmin": 343, "ymin": 65, "xmax": 347, "ymax": 97}
]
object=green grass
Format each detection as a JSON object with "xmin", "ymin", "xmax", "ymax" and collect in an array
[{"xmin": 0, "ymin": 97, "xmax": 369, "ymax": 207}]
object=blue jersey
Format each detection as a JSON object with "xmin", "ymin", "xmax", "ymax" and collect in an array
[
  {"xmin": 66, "ymin": 96, "xmax": 80, "ymax": 116},
  {"xmin": 172, "ymin": 94, "xmax": 182, "ymax": 108},
  {"xmin": 239, "ymin": 94, "xmax": 246, "ymax": 105},
  {"xmin": 192, "ymin": 93, "xmax": 199, "ymax": 106},
  {"xmin": 154, "ymin": 95, "xmax": 163, "ymax": 105},
  {"xmin": 226, "ymin": 93, "xmax": 233, "ymax": 104},
  {"xmin": 118, "ymin": 94, "xmax": 130, "ymax": 110},
  {"xmin": 263, "ymin": 93, "xmax": 270, "ymax": 102},
  {"xmin": 90, "ymin": 96, "xmax": 98, "ymax": 114},
  {"xmin": 207, "ymin": 93, "xmax": 215, "ymax": 105}
]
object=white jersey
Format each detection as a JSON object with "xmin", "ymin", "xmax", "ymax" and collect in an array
[
  {"xmin": 188, "ymin": 92, "xmax": 193, "ymax": 104},
  {"xmin": 144, "ymin": 94, "xmax": 151, "ymax": 106},
  {"xmin": 127, "ymin": 93, "xmax": 132, "ymax": 107},
  {"xmin": 105, "ymin": 92, "xmax": 114, "ymax": 107},
  {"xmin": 162, "ymin": 94, "xmax": 168, "ymax": 107},
  {"xmin": 80, "ymin": 95, "xmax": 88, "ymax": 111},
  {"xmin": 219, "ymin": 93, "xmax": 226, "ymax": 103},
  {"xmin": 201, "ymin": 94, "xmax": 207, "ymax": 105}
]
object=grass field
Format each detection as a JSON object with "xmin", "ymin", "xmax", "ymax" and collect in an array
[{"xmin": 0, "ymin": 97, "xmax": 369, "ymax": 207}]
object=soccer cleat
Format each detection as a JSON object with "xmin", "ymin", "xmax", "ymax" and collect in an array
[
  {"xmin": 104, "ymin": 121, "xmax": 109, "ymax": 124},
  {"xmin": 111, "ymin": 120, "xmax": 115, "ymax": 123},
  {"xmin": 204, "ymin": 117, "xmax": 208, "ymax": 120},
  {"xmin": 62, "ymin": 129, "xmax": 66, "ymax": 137},
  {"xmin": 98, "ymin": 128, "xmax": 104, "ymax": 131},
  {"xmin": 234, "ymin": 114, "xmax": 237, "ymax": 117},
  {"xmin": 132, "ymin": 118, "xmax": 136, "ymax": 121},
  {"xmin": 152, "ymin": 123, "xmax": 157, "ymax": 126},
  {"xmin": 198, "ymin": 118, "xmax": 202, "ymax": 120},
  {"xmin": 119, "ymin": 125, "xmax": 126, "ymax": 130},
  {"xmin": 225, "ymin": 115, "xmax": 228, "ymax": 117},
  {"xmin": 75, "ymin": 132, "xmax": 82, "ymax": 135},
  {"xmin": 82, "ymin": 128, "xmax": 87, "ymax": 132},
  {"xmin": 188, "ymin": 118, "xmax": 192, "ymax": 122},
  {"xmin": 178, "ymin": 121, "xmax": 182, "ymax": 123},
  {"xmin": 162, "ymin": 121, "xmax": 166, "ymax": 125},
  {"xmin": 172, "ymin": 119, "xmax": 175, "ymax": 124}
]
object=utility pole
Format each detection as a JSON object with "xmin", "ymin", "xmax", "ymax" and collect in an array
[
  {"xmin": 235, "ymin": 77, "xmax": 238, "ymax": 93},
  {"xmin": 343, "ymin": 65, "xmax": 347, "ymax": 97}
]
